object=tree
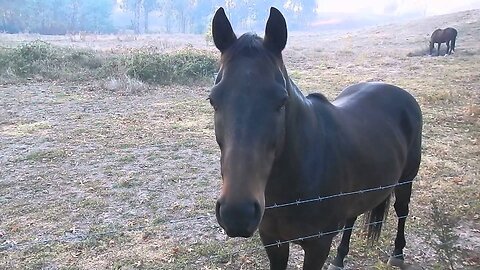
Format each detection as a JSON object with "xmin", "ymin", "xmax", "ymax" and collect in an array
[
  {"xmin": 0, "ymin": 0, "xmax": 26, "ymax": 33},
  {"xmin": 158, "ymin": 0, "xmax": 174, "ymax": 33},
  {"xmin": 122, "ymin": 0, "xmax": 142, "ymax": 33},
  {"xmin": 300, "ymin": 0, "xmax": 318, "ymax": 25},
  {"xmin": 122, "ymin": 0, "xmax": 160, "ymax": 33},
  {"xmin": 80, "ymin": 0, "xmax": 115, "ymax": 33},
  {"xmin": 189, "ymin": 0, "xmax": 216, "ymax": 34},
  {"xmin": 0, "ymin": 0, "xmax": 115, "ymax": 34},
  {"xmin": 143, "ymin": 0, "xmax": 159, "ymax": 33},
  {"xmin": 67, "ymin": 0, "xmax": 81, "ymax": 33},
  {"xmin": 172, "ymin": 0, "xmax": 192, "ymax": 33}
]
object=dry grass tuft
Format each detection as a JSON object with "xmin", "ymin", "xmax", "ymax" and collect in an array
[{"xmin": 101, "ymin": 76, "xmax": 150, "ymax": 95}]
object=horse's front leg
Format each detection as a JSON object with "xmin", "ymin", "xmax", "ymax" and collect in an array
[
  {"xmin": 301, "ymin": 236, "xmax": 334, "ymax": 270},
  {"xmin": 260, "ymin": 230, "xmax": 290, "ymax": 270}
]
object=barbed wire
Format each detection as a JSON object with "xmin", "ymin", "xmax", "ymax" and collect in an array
[
  {"xmin": 265, "ymin": 180, "xmax": 414, "ymax": 210},
  {"xmin": 206, "ymin": 215, "xmax": 410, "ymax": 268},
  {"xmin": 263, "ymin": 215, "xmax": 408, "ymax": 248}
]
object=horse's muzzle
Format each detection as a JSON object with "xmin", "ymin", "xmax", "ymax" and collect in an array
[{"xmin": 216, "ymin": 199, "xmax": 262, "ymax": 238}]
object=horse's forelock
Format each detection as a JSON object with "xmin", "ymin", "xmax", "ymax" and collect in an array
[{"xmin": 221, "ymin": 33, "xmax": 277, "ymax": 66}]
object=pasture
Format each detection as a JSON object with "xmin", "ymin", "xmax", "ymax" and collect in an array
[{"xmin": 1, "ymin": 9, "xmax": 479, "ymax": 269}]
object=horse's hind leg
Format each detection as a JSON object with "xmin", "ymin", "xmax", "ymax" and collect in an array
[
  {"xmin": 446, "ymin": 41, "xmax": 451, "ymax": 56},
  {"xmin": 437, "ymin": 43, "xmax": 441, "ymax": 56},
  {"xmin": 388, "ymin": 181, "xmax": 413, "ymax": 267},
  {"xmin": 328, "ymin": 217, "xmax": 357, "ymax": 270},
  {"xmin": 389, "ymin": 126, "xmax": 421, "ymax": 265}
]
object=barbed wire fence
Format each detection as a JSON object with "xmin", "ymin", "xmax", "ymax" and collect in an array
[
  {"xmin": 204, "ymin": 216, "xmax": 410, "ymax": 268},
  {"xmin": 1, "ymin": 180, "xmax": 415, "ymax": 268}
]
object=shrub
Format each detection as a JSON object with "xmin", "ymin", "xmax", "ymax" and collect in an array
[
  {"xmin": 0, "ymin": 41, "xmax": 218, "ymax": 85},
  {"xmin": 66, "ymin": 51, "xmax": 103, "ymax": 69},
  {"xmin": 1, "ymin": 40, "xmax": 104, "ymax": 80},
  {"xmin": 10, "ymin": 40, "xmax": 58, "ymax": 76},
  {"xmin": 0, "ymin": 47, "xmax": 12, "ymax": 73},
  {"xmin": 126, "ymin": 48, "xmax": 218, "ymax": 85}
]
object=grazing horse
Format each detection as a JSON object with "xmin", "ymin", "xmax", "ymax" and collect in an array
[
  {"xmin": 430, "ymin": 27, "xmax": 457, "ymax": 56},
  {"xmin": 210, "ymin": 7, "xmax": 422, "ymax": 270}
]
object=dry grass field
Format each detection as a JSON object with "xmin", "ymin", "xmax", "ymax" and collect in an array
[{"xmin": 1, "ymin": 9, "xmax": 479, "ymax": 270}]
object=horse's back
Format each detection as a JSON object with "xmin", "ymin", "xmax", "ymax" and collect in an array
[
  {"xmin": 445, "ymin": 27, "xmax": 458, "ymax": 38},
  {"xmin": 431, "ymin": 27, "xmax": 457, "ymax": 42},
  {"xmin": 333, "ymin": 82, "xmax": 421, "ymax": 128},
  {"xmin": 333, "ymin": 82, "xmax": 420, "ymax": 118},
  {"xmin": 332, "ymin": 82, "xmax": 422, "ymax": 178}
]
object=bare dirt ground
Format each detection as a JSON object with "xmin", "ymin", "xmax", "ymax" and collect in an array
[{"xmin": 1, "ymin": 9, "xmax": 479, "ymax": 270}]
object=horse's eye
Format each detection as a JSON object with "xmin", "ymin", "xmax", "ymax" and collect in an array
[{"xmin": 277, "ymin": 97, "xmax": 287, "ymax": 111}]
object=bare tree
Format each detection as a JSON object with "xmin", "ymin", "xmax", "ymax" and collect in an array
[
  {"xmin": 143, "ymin": 0, "xmax": 158, "ymax": 33},
  {"xmin": 122, "ymin": 0, "xmax": 142, "ymax": 33}
]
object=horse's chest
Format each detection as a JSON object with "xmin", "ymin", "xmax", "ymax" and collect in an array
[{"xmin": 261, "ymin": 206, "xmax": 341, "ymax": 241}]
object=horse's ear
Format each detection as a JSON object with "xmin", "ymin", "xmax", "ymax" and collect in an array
[
  {"xmin": 264, "ymin": 7, "xmax": 287, "ymax": 54},
  {"xmin": 212, "ymin": 7, "xmax": 237, "ymax": 53}
]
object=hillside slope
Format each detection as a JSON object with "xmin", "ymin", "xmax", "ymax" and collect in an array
[{"xmin": 288, "ymin": 9, "xmax": 480, "ymax": 56}]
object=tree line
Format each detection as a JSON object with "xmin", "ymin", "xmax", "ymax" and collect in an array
[
  {"xmin": 0, "ymin": 0, "xmax": 318, "ymax": 35},
  {"xmin": 0, "ymin": 0, "xmax": 115, "ymax": 34}
]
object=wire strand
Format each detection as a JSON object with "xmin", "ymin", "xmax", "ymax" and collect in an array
[{"xmin": 265, "ymin": 180, "xmax": 413, "ymax": 210}]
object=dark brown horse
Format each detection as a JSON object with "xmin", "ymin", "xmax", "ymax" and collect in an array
[
  {"xmin": 430, "ymin": 27, "xmax": 457, "ymax": 56},
  {"xmin": 210, "ymin": 7, "xmax": 422, "ymax": 270}
]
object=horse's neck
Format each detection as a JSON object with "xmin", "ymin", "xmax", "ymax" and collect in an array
[
  {"xmin": 284, "ymin": 73, "xmax": 331, "ymax": 161},
  {"xmin": 268, "ymin": 80, "xmax": 330, "ymax": 202},
  {"xmin": 267, "ymin": 76, "xmax": 338, "ymax": 202},
  {"xmin": 280, "ymin": 61, "xmax": 335, "ymax": 145}
]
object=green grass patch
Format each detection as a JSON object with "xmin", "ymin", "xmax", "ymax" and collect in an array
[{"xmin": 24, "ymin": 149, "xmax": 69, "ymax": 162}]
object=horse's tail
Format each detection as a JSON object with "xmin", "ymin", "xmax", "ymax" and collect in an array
[{"xmin": 363, "ymin": 193, "xmax": 392, "ymax": 245}]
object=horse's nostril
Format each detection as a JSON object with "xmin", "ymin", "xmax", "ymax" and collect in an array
[
  {"xmin": 216, "ymin": 200, "xmax": 221, "ymax": 214},
  {"xmin": 254, "ymin": 201, "xmax": 261, "ymax": 220},
  {"xmin": 215, "ymin": 200, "xmax": 223, "ymax": 225}
]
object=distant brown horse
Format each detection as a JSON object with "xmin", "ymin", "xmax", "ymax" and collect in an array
[{"xmin": 430, "ymin": 27, "xmax": 457, "ymax": 56}]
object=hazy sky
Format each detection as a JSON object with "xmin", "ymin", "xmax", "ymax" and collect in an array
[{"xmin": 317, "ymin": 0, "xmax": 480, "ymax": 16}]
